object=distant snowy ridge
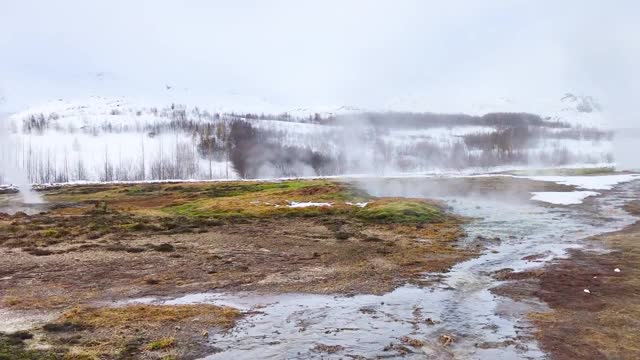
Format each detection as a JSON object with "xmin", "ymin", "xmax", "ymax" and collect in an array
[
  {"xmin": 385, "ymin": 93, "xmax": 608, "ymax": 128},
  {"xmin": 9, "ymin": 92, "xmax": 607, "ymax": 128},
  {"xmin": 286, "ymin": 105, "xmax": 366, "ymax": 119}
]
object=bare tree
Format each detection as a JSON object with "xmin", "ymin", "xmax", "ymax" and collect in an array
[{"xmin": 139, "ymin": 135, "xmax": 146, "ymax": 180}]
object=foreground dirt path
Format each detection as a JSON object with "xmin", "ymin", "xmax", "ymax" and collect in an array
[{"xmin": 494, "ymin": 200, "xmax": 640, "ymax": 359}]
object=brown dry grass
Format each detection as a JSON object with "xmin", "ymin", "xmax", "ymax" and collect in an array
[
  {"xmin": 38, "ymin": 305, "xmax": 242, "ymax": 359},
  {"xmin": 61, "ymin": 304, "xmax": 241, "ymax": 330},
  {"xmin": 523, "ymin": 200, "xmax": 640, "ymax": 359}
]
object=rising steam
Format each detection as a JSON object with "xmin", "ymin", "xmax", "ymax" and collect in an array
[{"xmin": 0, "ymin": 112, "xmax": 45, "ymax": 204}]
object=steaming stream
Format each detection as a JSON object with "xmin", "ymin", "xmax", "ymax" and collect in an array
[
  {"xmin": 119, "ymin": 178, "xmax": 639, "ymax": 359},
  {"xmin": 0, "ymin": 193, "xmax": 50, "ymax": 215}
]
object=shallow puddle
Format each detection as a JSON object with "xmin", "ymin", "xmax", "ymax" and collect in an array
[{"xmin": 0, "ymin": 193, "xmax": 49, "ymax": 215}]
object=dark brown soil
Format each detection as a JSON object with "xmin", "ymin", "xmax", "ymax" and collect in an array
[
  {"xmin": 0, "ymin": 215, "xmax": 470, "ymax": 312},
  {"xmin": 492, "ymin": 200, "xmax": 640, "ymax": 360}
]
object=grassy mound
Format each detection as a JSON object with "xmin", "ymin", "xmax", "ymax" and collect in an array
[{"xmin": 357, "ymin": 199, "xmax": 445, "ymax": 224}]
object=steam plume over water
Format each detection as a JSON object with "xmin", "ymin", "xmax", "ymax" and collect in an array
[{"xmin": 0, "ymin": 113, "xmax": 45, "ymax": 204}]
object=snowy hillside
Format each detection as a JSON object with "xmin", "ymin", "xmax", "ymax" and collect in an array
[{"xmin": 0, "ymin": 95, "xmax": 614, "ymax": 185}]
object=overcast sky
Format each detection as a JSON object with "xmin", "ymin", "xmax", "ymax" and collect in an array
[{"xmin": 1, "ymin": 1, "xmax": 638, "ymax": 124}]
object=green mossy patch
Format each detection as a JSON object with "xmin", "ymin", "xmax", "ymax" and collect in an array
[
  {"xmin": 146, "ymin": 337, "xmax": 176, "ymax": 351},
  {"xmin": 357, "ymin": 200, "xmax": 445, "ymax": 224}
]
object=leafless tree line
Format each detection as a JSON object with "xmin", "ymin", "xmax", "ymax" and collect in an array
[{"xmin": 3, "ymin": 107, "xmax": 614, "ymax": 184}]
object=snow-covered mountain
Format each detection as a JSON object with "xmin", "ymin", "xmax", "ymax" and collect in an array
[
  {"xmin": 9, "ymin": 92, "xmax": 609, "ymax": 125},
  {"xmin": 385, "ymin": 93, "xmax": 608, "ymax": 128}
]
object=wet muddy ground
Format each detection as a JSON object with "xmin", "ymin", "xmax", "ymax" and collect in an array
[
  {"xmin": 494, "ymin": 194, "xmax": 640, "ymax": 360},
  {"xmin": 0, "ymin": 179, "xmax": 471, "ymax": 358},
  {"xmin": 1, "ymin": 175, "xmax": 638, "ymax": 359}
]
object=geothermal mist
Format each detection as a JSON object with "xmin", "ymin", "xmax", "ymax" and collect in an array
[
  {"xmin": 613, "ymin": 129, "xmax": 640, "ymax": 171},
  {"xmin": 0, "ymin": 114, "xmax": 45, "ymax": 204}
]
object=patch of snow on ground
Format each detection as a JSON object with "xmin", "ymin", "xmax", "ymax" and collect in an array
[
  {"xmin": 287, "ymin": 201, "xmax": 333, "ymax": 208},
  {"xmin": 521, "ymin": 174, "xmax": 639, "ymax": 190},
  {"xmin": 530, "ymin": 191, "xmax": 600, "ymax": 205},
  {"xmin": 346, "ymin": 202, "xmax": 369, "ymax": 208},
  {"xmin": 0, "ymin": 185, "xmax": 18, "ymax": 192}
]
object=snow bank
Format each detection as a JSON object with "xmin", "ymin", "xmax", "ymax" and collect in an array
[
  {"xmin": 530, "ymin": 191, "xmax": 600, "ymax": 205},
  {"xmin": 0, "ymin": 185, "xmax": 19, "ymax": 193},
  {"xmin": 525, "ymin": 174, "xmax": 639, "ymax": 205},
  {"xmin": 521, "ymin": 174, "xmax": 639, "ymax": 190}
]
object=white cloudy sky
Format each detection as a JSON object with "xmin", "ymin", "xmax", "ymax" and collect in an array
[{"xmin": 1, "ymin": 0, "xmax": 638, "ymax": 123}]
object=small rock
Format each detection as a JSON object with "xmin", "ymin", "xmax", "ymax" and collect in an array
[
  {"xmin": 614, "ymin": 268, "xmax": 621, "ymax": 273},
  {"xmin": 583, "ymin": 289, "xmax": 591, "ymax": 294},
  {"xmin": 202, "ymin": 330, "xmax": 209, "ymax": 337},
  {"xmin": 439, "ymin": 334, "xmax": 454, "ymax": 346},
  {"xmin": 144, "ymin": 278, "xmax": 160, "ymax": 285},
  {"xmin": 401, "ymin": 336, "xmax": 425, "ymax": 348},
  {"xmin": 175, "ymin": 326, "xmax": 181, "ymax": 330}
]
